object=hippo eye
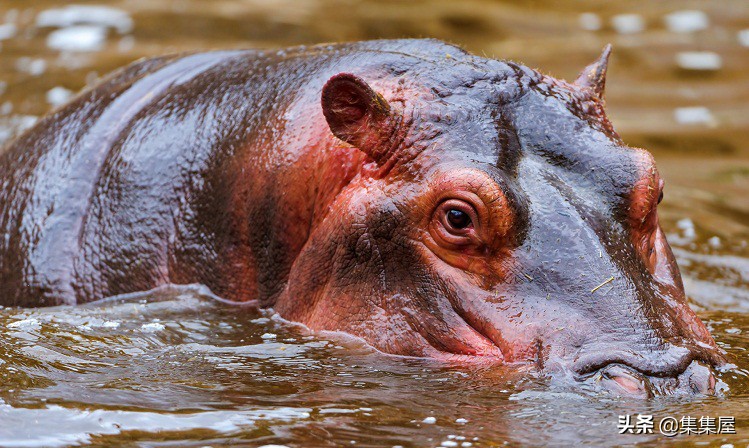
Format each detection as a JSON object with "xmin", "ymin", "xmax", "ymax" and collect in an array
[
  {"xmin": 434, "ymin": 199, "xmax": 479, "ymax": 244},
  {"xmin": 446, "ymin": 209, "xmax": 472, "ymax": 229}
]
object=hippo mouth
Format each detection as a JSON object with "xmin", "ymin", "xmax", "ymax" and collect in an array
[{"xmin": 570, "ymin": 346, "xmax": 727, "ymax": 397}]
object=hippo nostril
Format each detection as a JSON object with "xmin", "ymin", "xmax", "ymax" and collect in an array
[
  {"xmin": 608, "ymin": 371, "xmax": 641, "ymax": 393},
  {"xmin": 588, "ymin": 360, "xmax": 719, "ymax": 397},
  {"xmin": 571, "ymin": 346, "xmax": 726, "ymax": 396},
  {"xmin": 680, "ymin": 361, "xmax": 716, "ymax": 395},
  {"xmin": 598, "ymin": 364, "xmax": 654, "ymax": 398}
]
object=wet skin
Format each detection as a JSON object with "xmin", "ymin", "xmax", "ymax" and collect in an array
[{"xmin": 0, "ymin": 39, "xmax": 727, "ymax": 397}]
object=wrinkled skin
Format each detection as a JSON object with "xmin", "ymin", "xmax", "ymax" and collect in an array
[{"xmin": 0, "ymin": 39, "xmax": 727, "ymax": 397}]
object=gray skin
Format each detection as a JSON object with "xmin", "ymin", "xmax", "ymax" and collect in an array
[{"xmin": 0, "ymin": 39, "xmax": 727, "ymax": 397}]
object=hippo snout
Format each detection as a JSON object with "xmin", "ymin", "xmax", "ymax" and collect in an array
[
  {"xmin": 572, "ymin": 347, "xmax": 726, "ymax": 398},
  {"xmin": 593, "ymin": 361, "xmax": 716, "ymax": 398}
]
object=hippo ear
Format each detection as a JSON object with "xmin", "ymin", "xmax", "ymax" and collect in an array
[
  {"xmin": 574, "ymin": 44, "xmax": 612, "ymax": 99},
  {"xmin": 321, "ymin": 73, "xmax": 398, "ymax": 165}
]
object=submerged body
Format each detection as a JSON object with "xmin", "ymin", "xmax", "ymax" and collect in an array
[{"xmin": 0, "ymin": 39, "xmax": 726, "ymax": 396}]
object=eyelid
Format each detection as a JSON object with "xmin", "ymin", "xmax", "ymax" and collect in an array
[
  {"xmin": 428, "ymin": 199, "xmax": 483, "ymax": 249},
  {"xmin": 424, "ymin": 167, "xmax": 519, "ymax": 250}
]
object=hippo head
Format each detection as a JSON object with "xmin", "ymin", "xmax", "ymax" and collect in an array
[{"xmin": 276, "ymin": 44, "xmax": 727, "ymax": 397}]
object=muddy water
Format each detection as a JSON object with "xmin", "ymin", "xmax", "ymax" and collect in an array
[{"xmin": 0, "ymin": 1, "xmax": 747, "ymax": 446}]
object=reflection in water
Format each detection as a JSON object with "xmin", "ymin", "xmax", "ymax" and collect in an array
[
  {"xmin": 0, "ymin": 286, "xmax": 747, "ymax": 447},
  {"xmin": 0, "ymin": 0, "xmax": 747, "ymax": 446}
]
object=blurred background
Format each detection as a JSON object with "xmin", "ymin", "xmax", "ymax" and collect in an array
[{"xmin": 0, "ymin": 0, "xmax": 746, "ymax": 303}]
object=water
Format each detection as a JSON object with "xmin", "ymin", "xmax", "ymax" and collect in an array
[
  {"xmin": 0, "ymin": 283, "xmax": 747, "ymax": 447},
  {"xmin": 0, "ymin": 1, "xmax": 747, "ymax": 446}
]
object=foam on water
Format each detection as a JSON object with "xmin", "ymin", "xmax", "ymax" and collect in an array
[
  {"xmin": 36, "ymin": 6, "xmax": 133, "ymax": 34},
  {"xmin": 46, "ymin": 25, "xmax": 107, "ymax": 52}
]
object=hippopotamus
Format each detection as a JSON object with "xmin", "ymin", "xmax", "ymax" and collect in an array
[{"xmin": 0, "ymin": 39, "xmax": 727, "ymax": 397}]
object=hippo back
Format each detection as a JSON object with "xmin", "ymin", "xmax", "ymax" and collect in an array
[{"xmin": 0, "ymin": 39, "xmax": 477, "ymax": 306}]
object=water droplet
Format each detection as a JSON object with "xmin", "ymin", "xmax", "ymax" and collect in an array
[
  {"xmin": 611, "ymin": 14, "xmax": 644, "ymax": 34},
  {"xmin": 47, "ymin": 26, "xmax": 107, "ymax": 52},
  {"xmin": 676, "ymin": 52, "xmax": 722, "ymax": 71},
  {"xmin": 46, "ymin": 87, "xmax": 73, "ymax": 107},
  {"xmin": 140, "ymin": 322, "xmax": 165, "ymax": 332},
  {"xmin": 579, "ymin": 13, "xmax": 601, "ymax": 31},
  {"xmin": 664, "ymin": 10, "xmax": 709, "ymax": 33},
  {"xmin": 674, "ymin": 107, "xmax": 715, "ymax": 126}
]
